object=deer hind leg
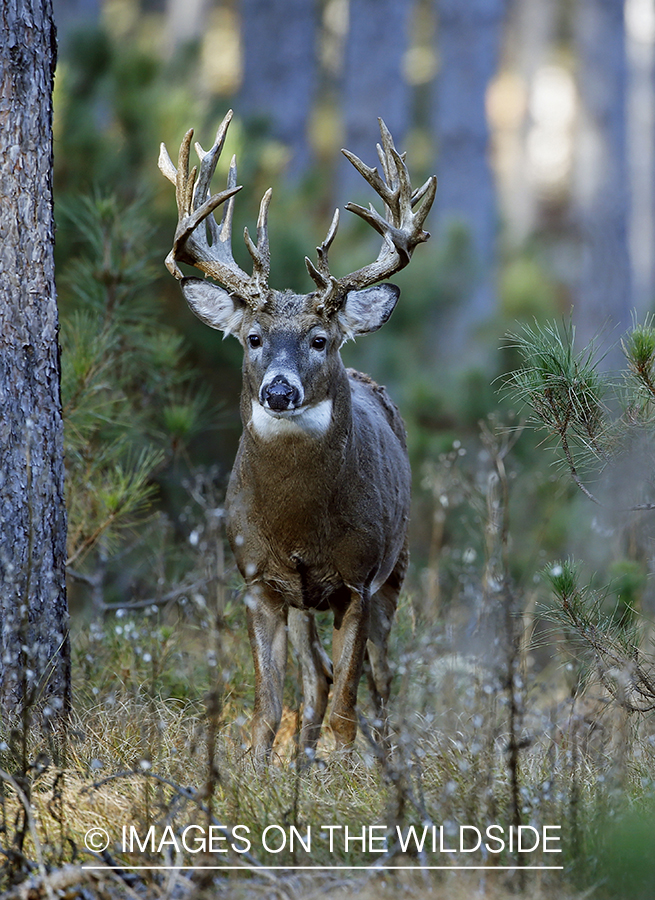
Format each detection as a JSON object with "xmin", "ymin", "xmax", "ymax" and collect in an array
[
  {"xmin": 245, "ymin": 584, "xmax": 288, "ymax": 766},
  {"xmin": 366, "ymin": 544, "xmax": 408, "ymax": 753},
  {"xmin": 288, "ymin": 608, "xmax": 332, "ymax": 760},
  {"xmin": 329, "ymin": 588, "xmax": 370, "ymax": 749}
]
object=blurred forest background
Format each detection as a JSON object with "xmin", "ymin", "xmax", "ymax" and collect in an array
[
  {"xmin": 50, "ymin": 0, "xmax": 655, "ymax": 635},
  {"xmin": 8, "ymin": 1, "xmax": 655, "ymax": 892}
]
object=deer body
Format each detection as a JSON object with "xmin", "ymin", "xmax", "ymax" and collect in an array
[
  {"xmin": 231, "ymin": 366, "xmax": 410, "ymax": 595},
  {"xmin": 229, "ymin": 373, "xmax": 410, "ymax": 611},
  {"xmin": 160, "ymin": 111, "xmax": 435, "ymax": 762}
]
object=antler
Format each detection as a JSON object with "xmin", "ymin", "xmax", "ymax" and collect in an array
[
  {"xmin": 158, "ymin": 108, "xmax": 272, "ymax": 310},
  {"xmin": 306, "ymin": 118, "xmax": 437, "ymax": 317}
]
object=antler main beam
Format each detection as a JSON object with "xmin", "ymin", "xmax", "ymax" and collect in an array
[
  {"xmin": 306, "ymin": 118, "xmax": 437, "ymax": 316},
  {"xmin": 158, "ymin": 109, "xmax": 271, "ymax": 309}
]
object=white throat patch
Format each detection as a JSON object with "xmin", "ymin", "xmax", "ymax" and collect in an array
[{"xmin": 250, "ymin": 399, "xmax": 333, "ymax": 440}]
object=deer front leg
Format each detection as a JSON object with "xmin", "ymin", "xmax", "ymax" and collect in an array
[
  {"xmin": 365, "ymin": 587, "xmax": 397, "ymax": 754},
  {"xmin": 329, "ymin": 589, "xmax": 370, "ymax": 748},
  {"xmin": 246, "ymin": 584, "xmax": 288, "ymax": 765},
  {"xmin": 288, "ymin": 608, "xmax": 332, "ymax": 759},
  {"xmin": 366, "ymin": 547, "xmax": 405, "ymax": 753}
]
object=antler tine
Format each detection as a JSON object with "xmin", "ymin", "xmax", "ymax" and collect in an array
[
  {"xmin": 323, "ymin": 207, "xmax": 340, "ymax": 251},
  {"xmin": 306, "ymin": 209, "xmax": 339, "ymax": 286},
  {"xmin": 411, "ymin": 175, "xmax": 438, "ymax": 230},
  {"xmin": 215, "ymin": 155, "xmax": 238, "ymax": 247},
  {"xmin": 184, "ymin": 165, "xmax": 198, "ymax": 219},
  {"xmin": 343, "ymin": 199, "xmax": 392, "ymax": 242},
  {"xmin": 193, "ymin": 110, "xmax": 233, "ymax": 208},
  {"xmin": 376, "ymin": 118, "xmax": 400, "ymax": 200},
  {"xmin": 341, "ymin": 147, "xmax": 395, "ymax": 210},
  {"xmin": 375, "ymin": 144, "xmax": 394, "ymax": 222},
  {"xmin": 411, "ymin": 176, "xmax": 437, "ymax": 210},
  {"xmin": 244, "ymin": 188, "xmax": 273, "ymax": 291},
  {"xmin": 306, "ymin": 209, "xmax": 340, "ymax": 312},
  {"xmin": 309, "ymin": 118, "xmax": 437, "ymax": 305},
  {"xmin": 174, "ymin": 128, "xmax": 194, "ymax": 216},
  {"xmin": 158, "ymin": 143, "xmax": 177, "ymax": 185}
]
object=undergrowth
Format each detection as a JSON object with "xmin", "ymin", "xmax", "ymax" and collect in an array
[{"xmin": 2, "ymin": 443, "xmax": 655, "ymax": 900}]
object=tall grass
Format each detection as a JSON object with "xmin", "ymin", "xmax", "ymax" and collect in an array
[{"xmin": 3, "ymin": 448, "xmax": 655, "ymax": 900}]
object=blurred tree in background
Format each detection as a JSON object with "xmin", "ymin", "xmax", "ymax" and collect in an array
[
  {"xmin": 573, "ymin": 0, "xmax": 632, "ymax": 361},
  {"xmin": 239, "ymin": 0, "xmax": 319, "ymax": 175},
  {"xmin": 339, "ymin": 0, "xmax": 413, "ymax": 196},
  {"xmin": 432, "ymin": 0, "xmax": 508, "ymax": 366}
]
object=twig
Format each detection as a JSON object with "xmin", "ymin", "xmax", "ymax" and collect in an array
[
  {"xmin": 558, "ymin": 427, "xmax": 602, "ymax": 506},
  {"xmin": 79, "ymin": 768, "xmax": 275, "ymax": 876},
  {"xmin": 0, "ymin": 768, "xmax": 54, "ymax": 900},
  {"xmin": 65, "ymin": 573, "xmax": 215, "ymax": 611},
  {"xmin": 0, "ymin": 864, "xmax": 98, "ymax": 900}
]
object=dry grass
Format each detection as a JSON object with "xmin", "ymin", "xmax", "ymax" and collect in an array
[
  {"xmin": 0, "ymin": 610, "xmax": 639, "ymax": 899},
  {"xmin": 4, "ymin": 452, "xmax": 655, "ymax": 900}
]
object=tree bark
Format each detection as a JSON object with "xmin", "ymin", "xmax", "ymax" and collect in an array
[{"xmin": 0, "ymin": 0, "xmax": 70, "ymax": 720}]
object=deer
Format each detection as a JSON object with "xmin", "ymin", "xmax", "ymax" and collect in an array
[{"xmin": 159, "ymin": 110, "xmax": 436, "ymax": 765}]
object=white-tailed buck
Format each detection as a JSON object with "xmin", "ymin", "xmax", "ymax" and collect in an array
[{"xmin": 159, "ymin": 110, "xmax": 436, "ymax": 763}]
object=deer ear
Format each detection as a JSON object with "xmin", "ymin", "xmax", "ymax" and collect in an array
[
  {"xmin": 180, "ymin": 277, "xmax": 245, "ymax": 337},
  {"xmin": 338, "ymin": 284, "xmax": 400, "ymax": 339}
]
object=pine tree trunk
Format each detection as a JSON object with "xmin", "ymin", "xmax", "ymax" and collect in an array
[
  {"xmin": 164, "ymin": 0, "xmax": 210, "ymax": 54},
  {"xmin": 0, "ymin": 0, "xmax": 70, "ymax": 720},
  {"xmin": 626, "ymin": 0, "xmax": 655, "ymax": 319},
  {"xmin": 502, "ymin": 0, "xmax": 557, "ymax": 244},
  {"xmin": 573, "ymin": 0, "xmax": 632, "ymax": 359}
]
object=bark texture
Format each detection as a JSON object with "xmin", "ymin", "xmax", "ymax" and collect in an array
[{"xmin": 0, "ymin": 0, "xmax": 70, "ymax": 717}]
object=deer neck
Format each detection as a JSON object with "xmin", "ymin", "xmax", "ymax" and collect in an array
[{"xmin": 238, "ymin": 365, "xmax": 352, "ymax": 476}]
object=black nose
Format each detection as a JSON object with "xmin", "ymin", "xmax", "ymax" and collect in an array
[{"xmin": 263, "ymin": 376, "xmax": 300, "ymax": 411}]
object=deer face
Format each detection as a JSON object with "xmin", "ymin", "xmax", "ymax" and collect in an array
[{"xmin": 180, "ymin": 277, "xmax": 400, "ymax": 433}]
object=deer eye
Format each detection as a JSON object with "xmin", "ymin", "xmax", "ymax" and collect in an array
[
  {"xmin": 248, "ymin": 334, "xmax": 262, "ymax": 349},
  {"xmin": 311, "ymin": 335, "xmax": 327, "ymax": 351}
]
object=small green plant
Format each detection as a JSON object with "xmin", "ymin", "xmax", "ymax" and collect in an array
[
  {"xmin": 505, "ymin": 320, "xmax": 655, "ymax": 722},
  {"xmin": 623, "ymin": 314, "xmax": 655, "ymax": 398},
  {"xmin": 505, "ymin": 317, "xmax": 655, "ymax": 514},
  {"xmin": 546, "ymin": 559, "xmax": 655, "ymax": 713},
  {"xmin": 58, "ymin": 193, "xmax": 208, "ymax": 586},
  {"xmin": 504, "ymin": 319, "xmax": 608, "ymax": 502}
]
